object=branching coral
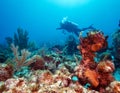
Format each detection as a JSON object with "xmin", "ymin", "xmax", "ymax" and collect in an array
[
  {"xmin": 14, "ymin": 27, "xmax": 29, "ymax": 50},
  {"xmin": 5, "ymin": 27, "xmax": 29, "ymax": 50},
  {"xmin": 11, "ymin": 44, "xmax": 31, "ymax": 71}
]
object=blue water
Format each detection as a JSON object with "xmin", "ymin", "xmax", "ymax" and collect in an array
[{"xmin": 0, "ymin": 0, "xmax": 120, "ymax": 45}]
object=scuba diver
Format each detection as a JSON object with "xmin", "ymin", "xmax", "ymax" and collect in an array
[{"xmin": 56, "ymin": 17, "xmax": 96, "ymax": 36}]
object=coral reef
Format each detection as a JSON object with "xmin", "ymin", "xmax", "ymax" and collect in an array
[
  {"xmin": 0, "ymin": 63, "xmax": 13, "ymax": 81},
  {"xmin": 14, "ymin": 27, "xmax": 29, "ymax": 50},
  {"xmin": 30, "ymin": 54, "xmax": 62, "ymax": 73},
  {"xmin": 10, "ymin": 44, "xmax": 31, "ymax": 71},
  {"xmin": 112, "ymin": 29, "xmax": 120, "ymax": 68},
  {"xmin": 0, "ymin": 44, "xmax": 9, "ymax": 63},
  {"xmin": 113, "ymin": 68, "xmax": 120, "ymax": 81},
  {"xmin": 5, "ymin": 37, "xmax": 13, "ymax": 47},
  {"xmin": 0, "ymin": 67, "xmax": 120, "ymax": 93},
  {"xmin": 29, "ymin": 55, "xmax": 45, "ymax": 70},
  {"xmin": 98, "ymin": 50, "xmax": 114, "ymax": 61},
  {"xmin": 5, "ymin": 27, "xmax": 38, "ymax": 52},
  {"xmin": 14, "ymin": 66, "xmax": 30, "ymax": 78},
  {"xmin": 0, "ymin": 68, "xmax": 99, "ymax": 93},
  {"xmin": 5, "ymin": 27, "xmax": 29, "ymax": 51},
  {"xmin": 0, "ymin": 49, "xmax": 7, "ymax": 63},
  {"xmin": 63, "ymin": 35, "xmax": 78, "ymax": 55},
  {"xmin": 77, "ymin": 30, "xmax": 107, "ymax": 67},
  {"xmin": 0, "ymin": 29, "xmax": 120, "ymax": 93},
  {"xmin": 106, "ymin": 81, "xmax": 120, "ymax": 93},
  {"xmin": 75, "ymin": 30, "xmax": 115, "ymax": 92}
]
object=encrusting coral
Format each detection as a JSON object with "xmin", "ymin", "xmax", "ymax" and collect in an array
[
  {"xmin": 1, "ymin": 66, "xmax": 119, "ymax": 93},
  {"xmin": 75, "ymin": 30, "xmax": 115, "ymax": 92},
  {"xmin": 106, "ymin": 81, "xmax": 120, "ymax": 93},
  {"xmin": 0, "ymin": 68, "xmax": 99, "ymax": 93},
  {"xmin": 0, "ymin": 63, "xmax": 13, "ymax": 81}
]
